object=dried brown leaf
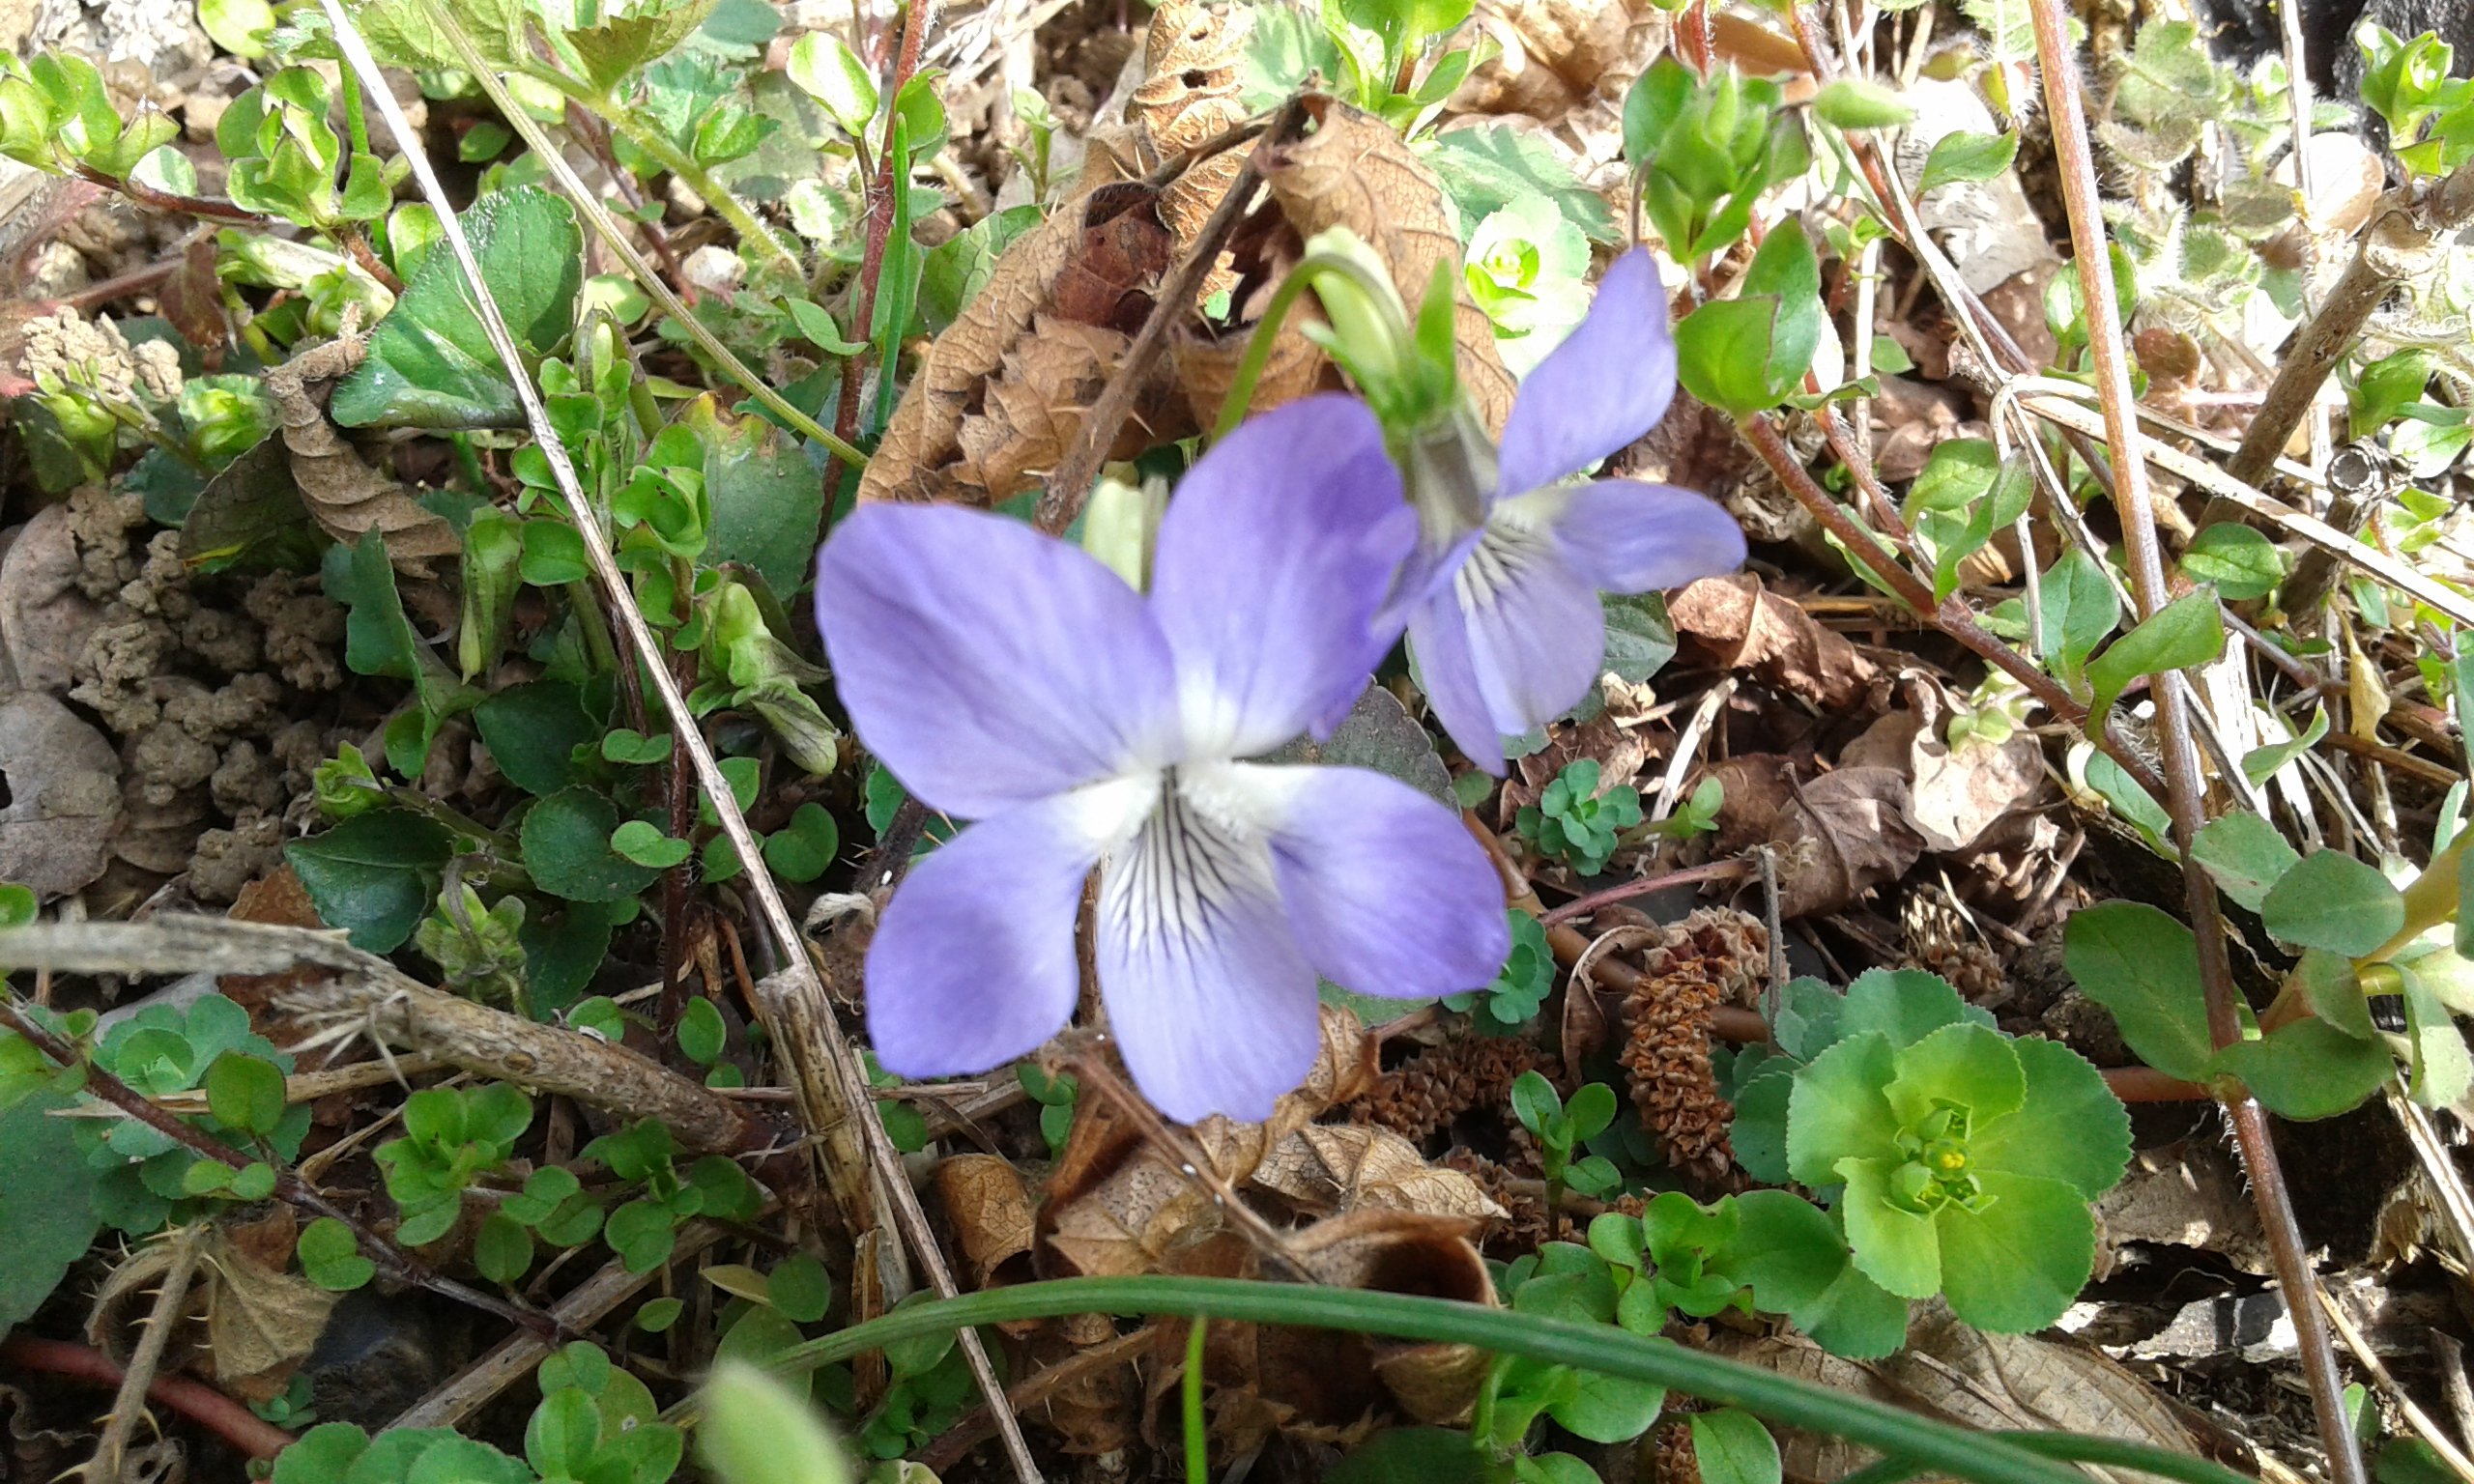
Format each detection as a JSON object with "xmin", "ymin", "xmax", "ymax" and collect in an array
[
  {"xmin": 1259, "ymin": 99, "xmax": 1518, "ymax": 435},
  {"xmin": 0, "ymin": 503, "xmax": 103, "ymax": 696},
  {"xmin": 930, "ymin": 1153, "xmax": 1039, "ymax": 1292},
  {"xmin": 1251, "ymin": 1124, "xmax": 1509, "ymax": 1220},
  {"xmin": 1125, "ymin": 0, "xmax": 1253, "ymax": 271},
  {"xmin": 1769, "ymin": 767, "xmax": 1925, "ymax": 918},
  {"xmin": 1669, "ymin": 573, "xmax": 1879, "ymax": 710},
  {"xmin": 0, "ymin": 691, "xmax": 118, "ymax": 899},
  {"xmin": 261, "ymin": 330, "xmax": 457, "ymax": 566},
  {"xmin": 1455, "ymin": 0, "xmax": 1659, "ymax": 122},
  {"xmin": 204, "ymin": 1227, "xmax": 335, "ymax": 1395}
]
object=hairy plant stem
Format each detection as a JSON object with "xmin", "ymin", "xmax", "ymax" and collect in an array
[
  {"xmin": 0, "ymin": 996, "xmax": 563, "ymax": 1340},
  {"xmin": 89, "ymin": 1223, "xmax": 206, "ymax": 1481},
  {"xmin": 2025, "ymin": 7, "xmax": 2366, "ymax": 1481},
  {"xmin": 535, "ymin": 73, "xmax": 800, "ymax": 275},
  {"xmin": 1736, "ymin": 414, "xmax": 2165, "ymax": 799},
  {"xmin": 2227, "ymin": 160, "xmax": 2474, "ymax": 490},
  {"xmin": 0, "ymin": 1337, "xmax": 294, "ymax": 1460}
]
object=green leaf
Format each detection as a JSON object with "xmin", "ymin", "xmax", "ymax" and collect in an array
[
  {"xmin": 475, "ymin": 1211, "xmax": 532, "ymax": 1283},
  {"xmin": 205, "ymin": 1051, "xmax": 288, "ymax": 1137},
  {"xmin": 918, "ymin": 205, "xmax": 1045, "ymax": 335},
  {"xmin": 332, "ymin": 187, "xmax": 584, "ymax": 429},
  {"xmin": 0, "ymin": 1089, "xmax": 103, "ymax": 1329},
  {"xmin": 200, "ymin": 0, "xmax": 277, "ymax": 56},
  {"xmin": 1837, "ymin": 1156, "xmax": 1942, "ymax": 1298},
  {"xmin": 564, "ymin": 0, "xmax": 714, "ymax": 95},
  {"xmin": 1726, "ymin": 1190, "xmax": 1848, "ymax": 1314},
  {"xmin": 2086, "ymin": 591, "xmax": 2225, "ymax": 721},
  {"xmin": 1673, "ymin": 220, "xmax": 1823, "ymax": 416},
  {"xmin": 2035, "ymin": 549, "xmax": 2121, "ymax": 694},
  {"xmin": 677, "ymin": 996, "xmax": 727, "ymax": 1066},
  {"xmin": 1884, "ymin": 1023, "xmax": 2024, "ymax": 1127},
  {"xmin": 1546, "ymin": 1367, "xmax": 1665, "ymax": 1444},
  {"xmin": 2181, "ymin": 524, "xmax": 2284, "ymax": 601},
  {"xmin": 697, "ymin": 1361, "xmax": 853, "ymax": 1484},
  {"xmin": 785, "ymin": 29, "xmax": 877, "ymax": 136},
  {"xmin": 1789, "ymin": 1259, "xmax": 1910, "ymax": 1359},
  {"xmin": 284, "ymin": 812, "xmax": 453, "ymax": 953},
  {"xmin": 1784, "ymin": 1032, "xmax": 1901, "ymax": 1186},
  {"xmin": 523, "ymin": 787, "xmax": 664, "ymax": 903},
  {"xmin": 2260, "ymin": 849, "xmax": 2406, "ymax": 956},
  {"xmin": 1510, "ymin": 1070, "xmax": 1561, "ymax": 1136},
  {"xmin": 1918, "ymin": 129, "xmax": 2019, "ymax": 193},
  {"xmin": 2212, "ymin": 1019, "xmax": 2393, "ymax": 1120},
  {"xmin": 1424, "ymin": 125, "xmax": 1620, "ymax": 245},
  {"xmin": 2402, "ymin": 963, "xmax": 2474, "ymax": 1107},
  {"xmin": 1907, "ymin": 439, "xmax": 2000, "ymax": 514},
  {"xmin": 0, "ymin": 882, "xmax": 34, "ymax": 928},
  {"xmin": 767, "ymin": 1252, "xmax": 833, "ymax": 1324},
  {"xmin": 299, "ymin": 1215, "xmax": 375, "ymax": 1291},
  {"xmin": 1934, "ymin": 1170, "xmax": 2093, "ymax": 1331},
  {"xmin": 686, "ymin": 395, "xmax": 826, "ymax": 598},
  {"xmin": 527, "ymin": 1385, "xmax": 602, "ymax": 1479},
  {"xmin": 611, "ymin": 819, "xmax": 692, "ymax": 870},
  {"xmin": 1599, "ymin": 590, "xmax": 1677, "ymax": 684},
  {"xmin": 1812, "ymin": 79, "xmax": 1913, "ymax": 128},
  {"xmin": 520, "ymin": 519, "xmax": 590, "ymax": 585},
  {"xmin": 2243, "ymin": 703, "xmax": 2329, "ymax": 786},
  {"xmin": 1689, "ymin": 1411, "xmax": 1783, "ymax": 1484},
  {"xmin": 1332, "ymin": 1429, "xmax": 1487, "ymax": 1484},
  {"xmin": 762, "ymin": 803, "xmax": 841, "ymax": 883},
  {"xmin": 2062, "ymin": 902, "xmax": 2216, "ymax": 1081},
  {"xmin": 474, "ymin": 679, "xmax": 601, "ymax": 797},
  {"xmin": 1838, "ymin": 968, "xmax": 1979, "ymax": 1049},
  {"xmin": 2190, "ymin": 813, "xmax": 2300, "ymax": 913},
  {"xmin": 1972, "ymin": 1037, "xmax": 2130, "ymax": 1196}
]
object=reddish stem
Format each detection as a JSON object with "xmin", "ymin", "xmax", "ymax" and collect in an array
[
  {"xmin": 1539, "ymin": 860, "xmax": 1752, "ymax": 928},
  {"xmin": 820, "ymin": 0, "xmax": 940, "ymax": 505},
  {"xmin": 0, "ymin": 1337, "xmax": 296, "ymax": 1460}
]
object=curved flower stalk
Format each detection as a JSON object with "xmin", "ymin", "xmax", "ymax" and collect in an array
[
  {"xmin": 815, "ymin": 397, "xmax": 1510, "ymax": 1123},
  {"xmin": 1395, "ymin": 248, "xmax": 1748, "ymax": 771}
]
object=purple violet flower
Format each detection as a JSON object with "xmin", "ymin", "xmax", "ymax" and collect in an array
[
  {"xmin": 1402, "ymin": 248, "xmax": 1748, "ymax": 772},
  {"xmin": 815, "ymin": 396, "xmax": 1510, "ymax": 1124}
]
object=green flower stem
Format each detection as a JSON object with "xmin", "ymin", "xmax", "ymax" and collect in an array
[
  {"xmin": 530, "ymin": 71, "xmax": 800, "ymax": 276},
  {"xmin": 1210, "ymin": 252, "xmax": 1422, "ymax": 442},
  {"xmin": 2368, "ymin": 834, "xmax": 2467, "ymax": 965},
  {"xmin": 726, "ymin": 1275, "xmax": 2249, "ymax": 1484},
  {"xmin": 1182, "ymin": 1317, "xmax": 1208, "ymax": 1484}
]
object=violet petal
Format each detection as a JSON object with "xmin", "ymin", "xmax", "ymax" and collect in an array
[
  {"xmin": 1251, "ymin": 762, "xmax": 1510, "ymax": 996},
  {"xmin": 1094, "ymin": 781, "xmax": 1321, "ymax": 1123},
  {"xmin": 1149, "ymin": 395, "xmax": 1417, "ymax": 755},
  {"xmin": 1407, "ymin": 584, "xmax": 1505, "ymax": 772},
  {"xmin": 815, "ymin": 504, "xmax": 1179, "ymax": 819},
  {"xmin": 865, "ymin": 784, "xmax": 1147, "ymax": 1078},
  {"xmin": 1458, "ymin": 517, "xmax": 1607, "ymax": 739},
  {"xmin": 1495, "ymin": 249, "xmax": 1677, "ymax": 499},
  {"xmin": 1548, "ymin": 479, "xmax": 1747, "ymax": 592}
]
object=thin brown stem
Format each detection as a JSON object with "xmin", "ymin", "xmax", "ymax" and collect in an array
[
  {"xmin": 72, "ymin": 161, "xmax": 267, "ymax": 224},
  {"xmin": 2028, "ymin": 6, "xmax": 2367, "ymax": 1481},
  {"xmin": 1032, "ymin": 103, "xmax": 1296, "ymax": 534},
  {"xmin": 2228, "ymin": 163, "xmax": 2474, "ymax": 490},
  {"xmin": 90, "ymin": 1224, "xmax": 207, "ymax": 1480},
  {"xmin": 1539, "ymin": 859, "xmax": 1752, "ymax": 928},
  {"xmin": 1738, "ymin": 414, "xmax": 2166, "ymax": 799},
  {"xmin": 0, "ymin": 997, "xmax": 563, "ymax": 1341}
]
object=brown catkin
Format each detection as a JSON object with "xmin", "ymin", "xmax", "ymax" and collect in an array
[
  {"xmin": 1618, "ymin": 909, "xmax": 1769, "ymax": 1186},
  {"xmin": 1353, "ymin": 1035, "xmax": 1559, "ymax": 1144},
  {"xmin": 1651, "ymin": 1419, "xmax": 1703, "ymax": 1484}
]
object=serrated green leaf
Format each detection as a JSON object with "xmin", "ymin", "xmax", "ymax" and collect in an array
[
  {"xmin": 1934, "ymin": 1169, "xmax": 2091, "ymax": 1331},
  {"xmin": 1785, "ymin": 1032, "xmax": 1901, "ymax": 1186},
  {"xmin": 1837, "ymin": 1156, "xmax": 1942, "ymax": 1298},
  {"xmin": 332, "ymin": 187, "xmax": 584, "ymax": 429}
]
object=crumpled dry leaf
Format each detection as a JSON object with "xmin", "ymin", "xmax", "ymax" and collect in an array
[
  {"xmin": 1453, "ymin": 0, "xmax": 1662, "ymax": 123},
  {"xmin": 204, "ymin": 1224, "xmax": 335, "ymax": 1397},
  {"xmin": 1121, "ymin": 0, "xmax": 1252, "ymax": 285},
  {"xmin": 1669, "ymin": 573, "xmax": 1880, "ymax": 711},
  {"xmin": 1251, "ymin": 1124, "xmax": 1508, "ymax": 1221},
  {"xmin": 258, "ymin": 329, "xmax": 456, "ymax": 566},
  {"xmin": 0, "ymin": 691, "xmax": 120, "ymax": 899},
  {"xmin": 1259, "ymin": 98, "xmax": 1518, "ymax": 436},
  {"xmin": 1705, "ymin": 1311, "xmax": 2199, "ymax": 1482},
  {"xmin": 1768, "ymin": 766, "xmax": 1925, "ymax": 918},
  {"xmin": 930, "ymin": 1153, "xmax": 1040, "ymax": 1294},
  {"xmin": 1842, "ymin": 695, "xmax": 2050, "ymax": 855},
  {"xmin": 1042, "ymin": 1006, "xmax": 1376, "ymax": 1278},
  {"xmin": 0, "ymin": 504, "xmax": 102, "ymax": 696},
  {"xmin": 861, "ymin": 185, "xmax": 1190, "ymax": 507}
]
